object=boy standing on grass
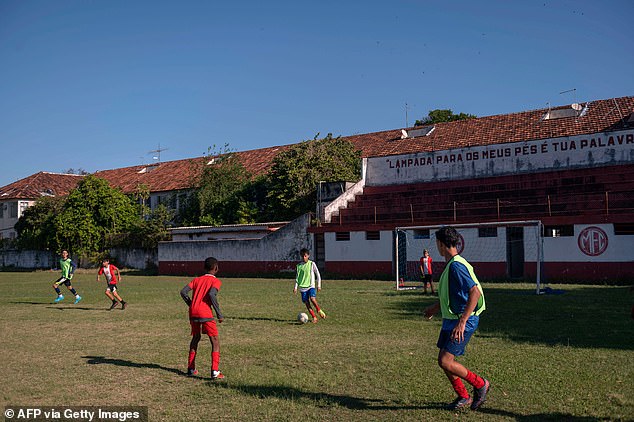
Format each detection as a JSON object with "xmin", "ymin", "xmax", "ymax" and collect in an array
[
  {"xmin": 294, "ymin": 248, "xmax": 326, "ymax": 323},
  {"xmin": 180, "ymin": 257, "xmax": 225, "ymax": 380},
  {"xmin": 419, "ymin": 248, "xmax": 434, "ymax": 294},
  {"xmin": 51, "ymin": 250, "xmax": 82, "ymax": 304},
  {"xmin": 97, "ymin": 258, "xmax": 127, "ymax": 310},
  {"xmin": 423, "ymin": 226, "xmax": 489, "ymax": 411}
]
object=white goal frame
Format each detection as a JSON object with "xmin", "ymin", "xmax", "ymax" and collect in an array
[{"xmin": 394, "ymin": 220, "xmax": 544, "ymax": 294}]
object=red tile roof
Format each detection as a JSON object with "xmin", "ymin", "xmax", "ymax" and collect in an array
[
  {"xmin": 3, "ymin": 96, "xmax": 633, "ymax": 197},
  {"xmin": 0, "ymin": 172, "xmax": 84, "ymax": 200},
  {"xmin": 344, "ymin": 96, "xmax": 634, "ymax": 157}
]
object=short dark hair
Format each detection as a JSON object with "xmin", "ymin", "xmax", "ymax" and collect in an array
[
  {"xmin": 204, "ymin": 257, "xmax": 218, "ymax": 271},
  {"xmin": 299, "ymin": 248, "xmax": 310, "ymax": 256},
  {"xmin": 435, "ymin": 226, "xmax": 460, "ymax": 248}
]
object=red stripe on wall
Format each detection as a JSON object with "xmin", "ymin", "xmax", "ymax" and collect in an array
[{"xmin": 159, "ymin": 261, "xmax": 295, "ymax": 276}]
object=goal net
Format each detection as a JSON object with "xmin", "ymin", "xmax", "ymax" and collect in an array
[{"xmin": 394, "ymin": 220, "xmax": 544, "ymax": 294}]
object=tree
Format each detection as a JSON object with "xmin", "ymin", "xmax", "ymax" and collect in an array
[
  {"xmin": 415, "ymin": 109, "xmax": 476, "ymax": 126},
  {"xmin": 14, "ymin": 196, "xmax": 65, "ymax": 251},
  {"xmin": 54, "ymin": 175, "xmax": 139, "ymax": 258},
  {"xmin": 266, "ymin": 134, "xmax": 362, "ymax": 220},
  {"xmin": 194, "ymin": 144, "xmax": 252, "ymax": 226}
]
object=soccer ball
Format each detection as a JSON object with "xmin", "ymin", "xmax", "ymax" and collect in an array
[{"xmin": 297, "ymin": 312, "xmax": 309, "ymax": 324}]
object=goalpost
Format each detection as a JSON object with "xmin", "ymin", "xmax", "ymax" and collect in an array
[{"xmin": 394, "ymin": 220, "xmax": 544, "ymax": 294}]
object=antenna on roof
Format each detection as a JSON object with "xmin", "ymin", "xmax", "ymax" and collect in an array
[
  {"xmin": 148, "ymin": 143, "xmax": 168, "ymax": 163},
  {"xmin": 559, "ymin": 88, "xmax": 577, "ymax": 107},
  {"xmin": 405, "ymin": 102, "xmax": 410, "ymax": 128}
]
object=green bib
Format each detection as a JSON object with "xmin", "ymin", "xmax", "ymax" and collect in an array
[{"xmin": 438, "ymin": 255, "xmax": 485, "ymax": 319}]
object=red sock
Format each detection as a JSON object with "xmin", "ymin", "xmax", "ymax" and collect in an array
[
  {"xmin": 451, "ymin": 378, "xmax": 469, "ymax": 399},
  {"xmin": 308, "ymin": 309, "xmax": 316, "ymax": 318},
  {"xmin": 188, "ymin": 351, "xmax": 196, "ymax": 370},
  {"xmin": 212, "ymin": 351, "xmax": 220, "ymax": 372},
  {"xmin": 465, "ymin": 370, "xmax": 485, "ymax": 389},
  {"xmin": 314, "ymin": 304, "xmax": 321, "ymax": 312}
]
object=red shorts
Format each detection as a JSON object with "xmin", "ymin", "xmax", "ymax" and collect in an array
[{"xmin": 190, "ymin": 320, "xmax": 218, "ymax": 337}]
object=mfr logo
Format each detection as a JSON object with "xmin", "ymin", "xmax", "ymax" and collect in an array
[{"xmin": 578, "ymin": 226, "xmax": 608, "ymax": 256}]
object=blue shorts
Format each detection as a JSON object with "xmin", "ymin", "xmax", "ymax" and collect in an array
[
  {"xmin": 300, "ymin": 288, "xmax": 316, "ymax": 303},
  {"xmin": 437, "ymin": 329, "xmax": 475, "ymax": 357}
]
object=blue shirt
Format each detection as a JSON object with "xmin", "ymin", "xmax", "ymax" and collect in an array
[{"xmin": 441, "ymin": 260, "xmax": 479, "ymax": 331}]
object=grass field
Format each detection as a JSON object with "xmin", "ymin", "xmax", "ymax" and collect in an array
[{"xmin": 0, "ymin": 271, "xmax": 633, "ymax": 421}]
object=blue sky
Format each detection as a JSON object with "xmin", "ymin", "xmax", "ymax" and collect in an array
[{"xmin": 1, "ymin": 0, "xmax": 633, "ymax": 187}]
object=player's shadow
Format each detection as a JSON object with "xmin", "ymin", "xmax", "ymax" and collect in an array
[
  {"xmin": 82, "ymin": 355, "xmax": 185, "ymax": 376},
  {"xmin": 220, "ymin": 383, "xmax": 434, "ymax": 411},
  {"xmin": 230, "ymin": 316, "xmax": 293, "ymax": 323},
  {"xmin": 46, "ymin": 306, "xmax": 107, "ymax": 311}
]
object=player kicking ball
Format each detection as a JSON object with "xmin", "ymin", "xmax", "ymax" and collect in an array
[
  {"xmin": 180, "ymin": 257, "xmax": 225, "ymax": 380},
  {"xmin": 294, "ymin": 248, "xmax": 326, "ymax": 323}
]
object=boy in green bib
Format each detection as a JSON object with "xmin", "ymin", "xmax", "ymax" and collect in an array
[{"xmin": 423, "ymin": 226, "xmax": 489, "ymax": 411}]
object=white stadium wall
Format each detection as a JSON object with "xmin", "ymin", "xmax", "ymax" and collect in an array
[
  {"xmin": 366, "ymin": 129, "xmax": 634, "ymax": 186},
  {"xmin": 323, "ymin": 224, "xmax": 634, "ymax": 281}
]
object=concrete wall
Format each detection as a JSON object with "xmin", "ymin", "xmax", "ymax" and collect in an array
[
  {"xmin": 366, "ymin": 129, "xmax": 634, "ymax": 186},
  {"xmin": 109, "ymin": 248, "xmax": 158, "ymax": 270},
  {"xmin": 0, "ymin": 250, "xmax": 54, "ymax": 269},
  {"xmin": 159, "ymin": 214, "xmax": 313, "ymax": 276},
  {"xmin": 322, "ymin": 223, "xmax": 634, "ymax": 282}
]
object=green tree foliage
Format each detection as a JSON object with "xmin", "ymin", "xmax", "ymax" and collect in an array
[
  {"xmin": 415, "ymin": 109, "xmax": 476, "ymax": 126},
  {"xmin": 53, "ymin": 175, "xmax": 139, "ymax": 257},
  {"xmin": 194, "ymin": 144, "xmax": 252, "ymax": 226},
  {"xmin": 266, "ymin": 134, "xmax": 362, "ymax": 220},
  {"xmin": 15, "ymin": 196, "xmax": 65, "ymax": 250}
]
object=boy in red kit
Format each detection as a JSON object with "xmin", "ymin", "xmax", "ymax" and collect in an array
[
  {"xmin": 97, "ymin": 258, "xmax": 127, "ymax": 310},
  {"xmin": 419, "ymin": 249, "xmax": 434, "ymax": 295},
  {"xmin": 180, "ymin": 257, "xmax": 225, "ymax": 380}
]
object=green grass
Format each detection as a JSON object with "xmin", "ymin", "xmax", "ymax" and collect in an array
[{"xmin": 0, "ymin": 271, "xmax": 633, "ymax": 421}]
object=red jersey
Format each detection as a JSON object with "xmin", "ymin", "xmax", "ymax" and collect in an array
[
  {"xmin": 419, "ymin": 256, "xmax": 433, "ymax": 275},
  {"xmin": 188, "ymin": 274, "xmax": 222, "ymax": 320},
  {"xmin": 98, "ymin": 264, "xmax": 119, "ymax": 284}
]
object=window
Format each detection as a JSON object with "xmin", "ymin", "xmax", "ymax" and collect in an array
[
  {"xmin": 366, "ymin": 231, "xmax": 380, "ymax": 240},
  {"xmin": 614, "ymin": 223, "xmax": 634, "ymax": 235},
  {"xmin": 9, "ymin": 202, "xmax": 17, "ymax": 218},
  {"xmin": 19, "ymin": 201, "xmax": 29, "ymax": 217},
  {"xmin": 0, "ymin": 203, "xmax": 4, "ymax": 219},
  {"xmin": 478, "ymin": 227, "xmax": 498, "ymax": 238},
  {"xmin": 335, "ymin": 232, "xmax": 350, "ymax": 241},
  {"xmin": 413, "ymin": 229, "xmax": 430, "ymax": 239},
  {"xmin": 543, "ymin": 225, "xmax": 574, "ymax": 237}
]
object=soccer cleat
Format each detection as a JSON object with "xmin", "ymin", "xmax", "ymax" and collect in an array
[
  {"xmin": 187, "ymin": 368, "xmax": 198, "ymax": 376},
  {"xmin": 312, "ymin": 317, "xmax": 318, "ymax": 324},
  {"xmin": 318, "ymin": 309, "xmax": 327, "ymax": 319},
  {"xmin": 211, "ymin": 371, "xmax": 225, "ymax": 380},
  {"xmin": 54, "ymin": 295, "xmax": 65, "ymax": 303},
  {"xmin": 74, "ymin": 295, "xmax": 82, "ymax": 304},
  {"xmin": 109, "ymin": 301, "xmax": 119, "ymax": 310},
  {"xmin": 121, "ymin": 301, "xmax": 127, "ymax": 310},
  {"xmin": 445, "ymin": 396, "xmax": 472, "ymax": 411},
  {"xmin": 470, "ymin": 379, "xmax": 490, "ymax": 410}
]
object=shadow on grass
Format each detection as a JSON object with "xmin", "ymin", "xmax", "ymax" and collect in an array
[
  {"xmin": 230, "ymin": 316, "xmax": 292, "ymax": 323},
  {"xmin": 478, "ymin": 407, "xmax": 613, "ymax": 421},
  {"xmin": 223, "ymin": 384, "xmax": 619, "ymax": 419},
  {"xmin": 389, "ymin": 285, "xmax": 634, "ymax": 350},
  {"xmin": 218, "ymin": 383, "xmax": 433, "ymax": 411},
  {"xmin": 46, "ymin": 306, "xmax": 108, "ymax": 311},
  {"xmin": 82, "ymin": 355, "xmax": 185, "ymax": 376}
]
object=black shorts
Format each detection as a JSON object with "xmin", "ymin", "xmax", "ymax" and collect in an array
[
  {"xmin": 107, "ymin": 283, "xmax": 117, "ymax": 292},
  {"xmin": 422, "ymin": 274, "xmax": 432, "ymax": 285},
  {"xmin": 54, "ymin": 277, "xmax": 72, "ymax": 287}
]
